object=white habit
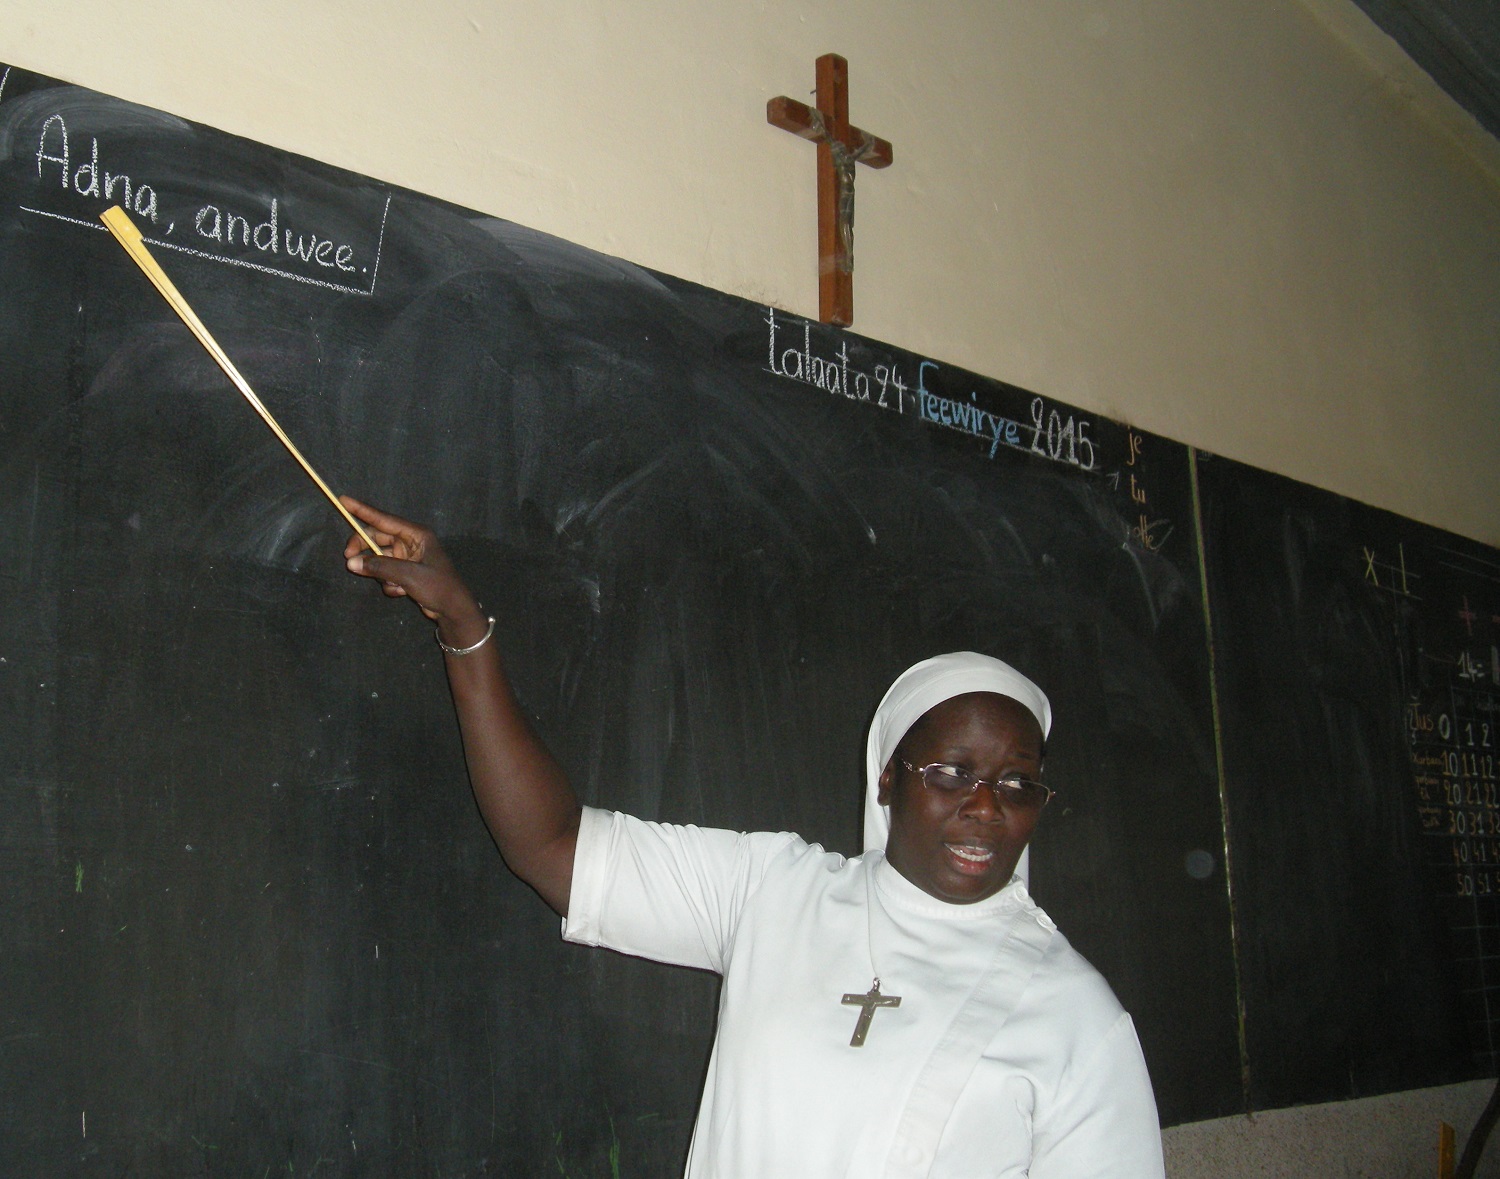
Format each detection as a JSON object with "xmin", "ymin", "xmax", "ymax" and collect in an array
[{"xmin": 563, "ymin": 806, "xmax": 1165, "ymax": 1178}]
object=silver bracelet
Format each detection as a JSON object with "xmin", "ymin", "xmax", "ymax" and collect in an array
[{"xmin": 437, "ymin": 615, "xmax": 496, "ymax": 656}]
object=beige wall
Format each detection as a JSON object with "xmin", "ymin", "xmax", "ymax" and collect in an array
[{"xmin": 2, "ymin": 0, "xmax": 1497, "ymax": 547}]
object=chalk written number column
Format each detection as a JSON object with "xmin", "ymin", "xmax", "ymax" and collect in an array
[
  {"xmin": 1412, "ymin": 691, "xmax": 1500, "ymax": 896},
  {"xmin": 1411, "ymin": 678, "xmax": 1500, "ymax": 1069}
]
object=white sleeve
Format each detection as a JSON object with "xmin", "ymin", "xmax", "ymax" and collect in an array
[
  {"xmin": 1027, "ymin": 1012, "xmax": 1166, "ymax": 1179},
  {"xmin": 561, "ymin": 806, "xmax": 799, "ymax": 975}
]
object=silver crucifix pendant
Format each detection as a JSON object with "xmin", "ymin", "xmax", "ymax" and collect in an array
[{"xmin": 841, "ymin": 977, "xmax": 902, "ymax": 1047}]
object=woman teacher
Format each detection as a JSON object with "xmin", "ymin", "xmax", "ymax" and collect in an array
[{"xmin": 342, "ymin": 496, "xmax": 1165, "ymax": 1178}]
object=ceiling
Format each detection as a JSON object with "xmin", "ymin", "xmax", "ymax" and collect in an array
[{"xmin": 1348, "ymin": 0, "xmax": 1500, "ymax": 141}]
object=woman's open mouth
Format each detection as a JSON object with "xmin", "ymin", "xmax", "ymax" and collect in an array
[{"xmin": 944, "ymin": 843, "xmax": 996, "ymax": 874}]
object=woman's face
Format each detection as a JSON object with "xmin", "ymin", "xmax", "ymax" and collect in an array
[{"xmin": 877, "ymin": 691, "xmax": 1044, "ymax": 904}]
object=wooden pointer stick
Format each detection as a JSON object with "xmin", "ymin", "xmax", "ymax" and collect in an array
[{"xmin": 99, "ymin": 205, "xmax": 384, "ymax": 555}]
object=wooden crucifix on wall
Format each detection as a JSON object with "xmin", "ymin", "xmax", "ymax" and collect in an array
[{"xmin": 768, "ymin": 54, "xmax": 893, "ymax": 326}]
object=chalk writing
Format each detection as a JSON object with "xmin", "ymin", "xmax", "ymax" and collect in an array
[
  {"xmin": 1362, "ymin": 543, "xmax": 1417, "ymax": 598},
  {"xmin": 1027, "ymin": 396, "xmax": 1096, "ymax": 470},
  {"xmin": 149, "ymin": 205, "xmax": 388, "ymax": 294},
  {"xmin": 764, "ymin": 307, "xmax": 877, "ymax": 403},
  {"xmin": 1109, "ymin": 430, "xmax": 1172, "ymax": 553},
  {"xmin": 916, "ymin": 360, "xmax": 1101, "ymax": 471},
  {"xmin": 1392, "ymin": 557, "xmax": 1500, "ymax": 1068},
  {"xmin": 761, "ymin": 309, "xmax": 1108, "ymax": 473},
  {"xmin": 871, "ymin": 363, "xmax": 907, "ymax": 411},
  {"xmin": 36, "ymin": 114, "xmax": 163, "ymax": 224},
  {"xmin": 1132, "ymin": 515, "xmax": 1171, "ymax": 552},
  {"xmin": 19, "ymin": 111, "xmax": 390, "ymax": 296},
  {"xmin": 194, "ymin": 200, "xmax": 356, "ymax": 272},
  {"xmin": 0, "ymin": 65, "xmax": 11, "ymax": 106},
  {"xmin": 1413, "ymin": 690, "xmax": 1500, "ymax": 902},
  {"xmin": 915, "ymin": 361, "xmax": 1025, "ymax": 458}
]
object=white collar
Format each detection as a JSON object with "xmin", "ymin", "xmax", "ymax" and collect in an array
[{"xmin": 868, "ymin": 850, "xmax": 1044, "ymax": 924}]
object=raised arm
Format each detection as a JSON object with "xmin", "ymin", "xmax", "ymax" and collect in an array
[{"xmin": 341, "ymin": 496, "xmax": 580, "ymax": 915}]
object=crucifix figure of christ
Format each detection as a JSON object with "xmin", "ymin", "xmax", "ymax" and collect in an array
[
  {"xmin": 768, "ymin": 53, "xmax": 893, "ymax": 326},
  {"xmin": 842, "ymin": 978, "xmax": 902, "ymax": 1047}
]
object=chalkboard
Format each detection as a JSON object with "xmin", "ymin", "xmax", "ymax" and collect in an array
[
  {"xmin": 1197, "ymin": 455, "xmax": 1498, "ymax": 1109},
  {"xmin": 0, "ymin": 61, "xmax": 1488, "ymax": 1174}
]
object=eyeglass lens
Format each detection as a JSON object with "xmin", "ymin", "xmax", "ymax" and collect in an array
[{"xmin": 914, "ymin": 762, "xmax": 1051, "ymax": 809}]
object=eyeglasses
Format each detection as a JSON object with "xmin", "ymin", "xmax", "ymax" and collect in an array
[{"xmin": 900, "ymin": 759, "xmax": 1054, "ymax": 811}]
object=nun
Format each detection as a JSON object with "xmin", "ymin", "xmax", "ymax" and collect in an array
[{"xmin": 342, "ymin": 497, "xmax": 1165, "ymax": 1178}]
